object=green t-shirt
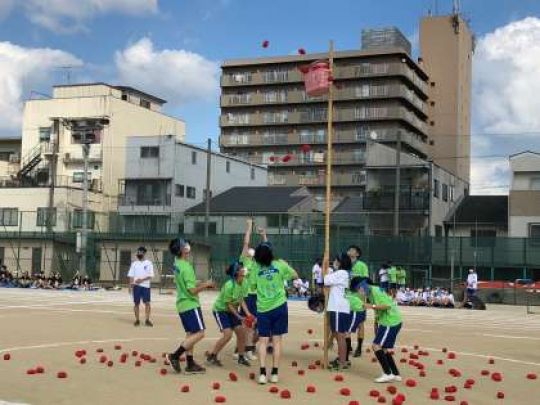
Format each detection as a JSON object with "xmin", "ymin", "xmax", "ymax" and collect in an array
[
  {"xmin": 255, "ymin": 259, "xmax": 295, "ymax": 313},
  {"xmin": 369, "ymin": 286, "xmax": 402, "ymax": 327},
  {"xmin": 388, "ymin": 266, "xmax": 398, "ymax": 283},
  {"xmin": 347, "ymin": 290, "xmax": 365, "ymax": 312},
  {"xmin": 397, "ymin": 268, "xmax": 406, "ymax": 284},
  {"xmin": 351, "ymin": 260, "xmax": 369, "ymax": 278},
  {"xmin": 241, "ymin": 254, "xmax": 258, "ymax": 296},
  {"xmin": 213, "ymin": 279, "xmax": 244, "ymax": 312},
  {"xmin": 174, "ymin": 258, "xmax": 200, "ymax": 313}
]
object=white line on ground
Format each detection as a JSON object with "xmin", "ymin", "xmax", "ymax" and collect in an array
[{"xmin": 482, "ymin": 333, "xmax": 540, "ymax": 341}]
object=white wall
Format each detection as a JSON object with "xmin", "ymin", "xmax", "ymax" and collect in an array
[{"xmin": 509, "ymin": 216, "xmax": 540, "ymax": 238}]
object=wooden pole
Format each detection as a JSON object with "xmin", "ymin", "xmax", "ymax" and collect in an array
[{"xmin": 322, "ymin": 40, "xmax": 335, "ymax": 369}]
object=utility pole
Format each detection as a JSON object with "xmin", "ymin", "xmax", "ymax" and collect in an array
[
  {"xmin": 81, "ymin": 141, "xmax": 90, "ymax": 276},
  {"xmin": 393, "ymin": 131, "xmax": 402, "ymax": 236},
  {"xmin": 204, "ymin": 138, "xmax": 212, "ymax": 237},
  {"xmin": 47, "ymin": 119, "xmax": 60, "ymax": 232}
]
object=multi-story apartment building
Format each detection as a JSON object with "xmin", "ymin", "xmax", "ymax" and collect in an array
[
  {"xmin": 509, "ymin": 151, "xmax": 540, "ymax": 238},
  {"xmin": 220, "ymin": 15, "xmax": 472, "ymax": 235},
  {"xmin": 117, "ymin": 135, "xmax": 267, "ymax": 234},
  {"xmin": 19, "ymin": 83, "xmax": 185, "ymax": 211},
  {"xmin": 220, "ymin": 29, "xmax": 430, "ymax": 197}
]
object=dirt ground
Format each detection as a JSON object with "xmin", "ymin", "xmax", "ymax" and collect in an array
[{"xmin": 0, "ymin": 289, "xmax": 539, "ymax": 405}]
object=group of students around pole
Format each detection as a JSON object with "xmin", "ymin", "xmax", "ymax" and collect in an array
[{"xmin": 163, "ymin": 219, "xmax": 403, "ymax": 384}]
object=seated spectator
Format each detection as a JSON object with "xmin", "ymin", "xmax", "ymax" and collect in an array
[
  {"xmin": 82, "ymin": 275, "xmax": 92, "ymax": 290},
  {"xmin": 18, "ymin": 272, "xmax": 32, "ymax": 288},
  {"xmin": 441, "ymin": 289, "xmax": 455, "ymax": 308},
  {"xmin": 396, "ymin": 288, "xmax": 414, "ymax": 305}
]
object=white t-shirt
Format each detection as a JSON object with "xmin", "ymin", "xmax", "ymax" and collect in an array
[
  {"xmin": 312, "ymin": 264, "xmax": 323, "ymax": 283},
  {"xmin": 379, "ymin": 268, "xmax": 388, "ymax": 283},
  {"xmin": 324, "ymin": 269, "xmax": 350, "ymax": 313},
  {"xmin": 127, "ymin": 259, "xmax": 154, "ymax": 288},
  {"xmin": 467, "ymin": 273, "xmax": 478, "ymax": 289}
]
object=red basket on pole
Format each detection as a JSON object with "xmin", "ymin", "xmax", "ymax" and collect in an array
[{"xmin": 303, "ymin": 61, "xmax": 331, "ymax": 97}]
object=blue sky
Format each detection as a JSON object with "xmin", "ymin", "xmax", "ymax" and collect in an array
[{"xmin": 1, "ymin": 0, "xmax": 540, "ymax": 193}]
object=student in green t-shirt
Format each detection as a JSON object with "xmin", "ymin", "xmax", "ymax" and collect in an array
[
  {"xmin": 235, "ymin": 218, "xmax": 268, "ymax": 361},
  {"xmin": 347, "ymin": 244, "xmax": 369, "ymax": 357},
  {"xmin": 252, "ymin": 241, "xmax": 299, "ymax": 385},
  {"xmin": 387, "ymin": 261, "xmax": 398, "ymax": 298},
  {"xmin": 345, "ymin": 277, "xmax": 367, "ymax": 362},
  {"xmin": 358, "ymin": 280, "xmax": 403, "ymax": 384},
  {"xmin": 397, "ymin": 266, "xmax": 407, "ymax": 289},
  {"xmin": 206, "ymin": 261, "xmax": 254, "ymax": 367},
  {"xmin": 165, "ymin": 238, "xmax": 214, "ymax": 375}
]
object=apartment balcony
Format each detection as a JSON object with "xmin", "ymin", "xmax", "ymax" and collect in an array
[
  {"xmin": 246, "ymin": 150, "xmax": 366, "ymax": 167},
  {"xmin": 268, "ymin": 171, "xmax": 366, "ymax": 187},
  {"xmin": 117, "ymin": 194, "xmax": 173, "ymax": 213},
  {"xmin": 222, "ymin": 62, "xmax": 428, "ymax": 97},
  {"xmin": 363, "ymin": 189, "xmax": 430, "ymax": 212},
  {"xmin": 61, "ymin": 145, "xmax": 103, "ymax": 163},
  {"xmin": 220, "ymin": 106, "xmax": 428, "ymax": 135},
  {"xmin": 220, "ymin": 84, "xmax": 427, "ymax": 116}
]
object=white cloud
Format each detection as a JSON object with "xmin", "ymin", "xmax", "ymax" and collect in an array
[
  {"xmin": 470, "ymin": 158, "xmax": 509, "ymax": 195},
  {"xmin": 14, "ymin": 0, "xmax": 158, "ymax": 33},
  {"xmin": 0, "ymin": 41, "xmax": 82, "ymax": 134},
  {"xmin": 115, "ymin": 37, "xmax": 219, "ymax": 105},
  {"xmin": 474, "ymin": 17, "xmax": 540, "ymax": 135}
]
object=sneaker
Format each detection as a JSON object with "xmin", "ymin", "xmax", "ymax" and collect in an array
[
  {"xmin": 393, "ymin": 375, "xmax": 402, "ymax": 382},
  {"xmin": 206, "ymin": 354, "xmax": 223, "ymax": 367},
  {"xmin": 145, "ymin": 320, "xmax": 153, "ymax": 327},
  {"xmin": 353, "ymin": 348, "xmax": 362, "ymax": 358},
  {"xmin": 375, "ymin": 374, "xmax": 395, "ymax": 383},
  {"xmin": 246, "ymin": 351, "xmax": 257, "ymax": 361},
  {"xmin": 258, "ymin": 374, "xmax": 267, "ymax": 385},
  {"xmin": 185, "ymin": 362, "xmax": 206, "ymax": 374},
  {"xmin": 166, "ymin": 353, "xmax": 181, "ymax": 373},
  {"xmin": 134, "ymin": 320, "xmax": 140, "ymax": 326},
  {"xmin": 232, "ymin": 352, "xmax": 239, "ymax": 360},
  {"xmin": 237, "ymin": 356, "xmax": 250, "ymax": 367},
  {"xmin": 270, "ymin": 374, "xmax": 279, "ymax": 383}
]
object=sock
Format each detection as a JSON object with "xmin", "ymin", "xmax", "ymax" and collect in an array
[
  {"xmin": 357, "ymin": 338, "xmax": 363, "ymax": 352},
  {"xmin": 375, "ymin": 349, "xmax": 392, "ymax": 375},
  {"xmin": 271, "ymin": 367, "xmax": 278, "ymax": 375},
  {"xmin": 173, "ymin": 345, "xmax": 186, "ymax": 359},
  {"xmin": 186, "ymin": 355, "xmax": 194, "ymax": 367},
  {"xmin": 345, "ymin": 337, "xmax": 352, "ymax": 361},
  {"xmin": 385, "ymin": 352, "xmax": 400, "ymax": 376},
  {"xmin": 260, "ymin": 367, "xmax": 266, "ymax": 376}
]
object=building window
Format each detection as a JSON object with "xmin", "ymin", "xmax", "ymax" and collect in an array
[
  {"xmin": 140, "ymin": 146, "xmax": 159, "ymax": 158},
  {"xmin": 263, "ymin": 90, "xmax": 287, "ymax": 103},
  {"xmin": 202, "ymin": 189, "xmax": 213, "ymax": 200},
  {"xmin": 121, "ymin": 94, "xmax": 128, "ymax": 101},
  {"xmin": 72, "ymin": 171, "xmax": 91, "ymax": 183},
  {"xmin": 231, "ymin": 72, "xmax": 252, "ymax": 83},
  {"xmin": 267, "ymin": 214, "xmax": 281, "ymax": 228},
  {"xmin": 226, "ymin": 112, "xmax": 250, "ymax": 124},
  {"xmin": 226, "ymin": 161, "xmax": 231, "ymax": 173},
  {"xmin": 530, "ymin": 178, "xmax": 540, "ymax": 190},
  {"xmin": 140, "ymin": 99, "xmax": 151, "ymax": 109},
  {"xmin": 39, "ymin": 127, "xmax": 51, "ymax": 142},
  {"xmin": 194, "ymin": 222, "xmax": 217, "ymax": 235},
  {"xmin": 36, "ymin": 207, "xmax": 57, "ymax": 227},
  {"xmin": 435, "ymin": 225, "xmax": 443, "ymax": 238},
  {"xmin": 0, "ymin": 208, "xmax": 18, "ymax": 226},
  {"xmin": 433, "ymin": 179, "xmax": 440, "ymax": 198},
  {"xmin": 191, "ymin": 151, "xmax": 197, "ymax": 165},
  {"xmin": 71, "ymin": 210, "xmax": 95, "ymax": 230},
  {"xmin": 251, "ymin": 168, "xmax": 255, "ymax": 180},
  {"xmin": 442, "ymin": 184, "xmax": 448, "ymax": 202},
  {"xmin": 186, "ymin": 186, "xmax": 196, "ymax": 199},
  {"xmin": 263, "ymin": 69, "xmax": 289, "ymax": 83},
  {"xmin": 529, "ymin": 224, "xmax": 540, "ymax": 239},
  {"xmin": 355, "ymin": 85, "xmax": 370, "ymax": 97},
  {"xmin": 450, "ymin": 186, "xmax": 455, "ymax": 202},
  {"xmin": 175, "ymin": 184, "xmax": 185, "ymax": 197}
]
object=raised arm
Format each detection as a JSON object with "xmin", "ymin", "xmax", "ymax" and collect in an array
[
  {"xmin": 241, "ymin": 218, "xmax": 253, "ymax": 257},
  {"xmin": 257, "ymin": 226, "xmax": 268, "ymax": 243}
]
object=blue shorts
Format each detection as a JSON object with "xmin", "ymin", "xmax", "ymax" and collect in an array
[
  {"xmin": 213, "ymin": 311, "xmax": 241, "ymax": 331},
  {"xmin": 179, "ymin": 307, "xmax": 206, "ymax": 334},
  {"xmin": 348, "ymin": 311, "xmax": 366, "ymax": 333},
  {"xmin": 380, "ymin": 282, "xmax": 389, "ymax": 292},
  {"xmin": 373, "ymin": 323, "xmax": 402, "ymax": 349},
  {"xmin": 329, "ymin": 311, "xmax": 351, "ymax": 333},
  {"xmin": 133, "ymin": 285, "xmax": 151, "ymax": 304},
  {"xmin": 257, "ymin": 303, "xmax": 288, "ymax": 337},
  {"xmin": 240, "ymin": 294, "xmax": 257, "ymax": 318}
]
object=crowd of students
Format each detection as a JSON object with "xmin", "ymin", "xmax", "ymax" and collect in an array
[
  {"xmin": 396, "ymin": 287, "xmax": 455, "ymax": 307},
  {"xmin": 149, "ymin": 219, "xmax": 404, "ymax": 385},
  {"xmin": 0, "ymin": 266, "xmax": 93, "ymax": 290}
]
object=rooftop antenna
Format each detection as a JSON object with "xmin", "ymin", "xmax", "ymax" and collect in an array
[{"xmin": 57, "ymin": 65, "xmax": 79, "ymax": 85}]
